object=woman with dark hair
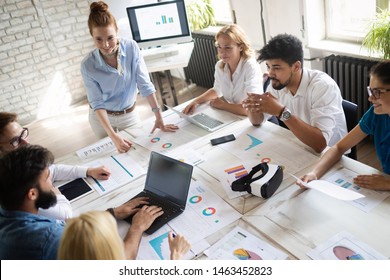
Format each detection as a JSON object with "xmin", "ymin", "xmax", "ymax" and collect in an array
[{"xmin": 299, "ymin": 60, "xmax": 390, "ymax": 190}]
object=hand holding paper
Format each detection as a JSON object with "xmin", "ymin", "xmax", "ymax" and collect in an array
[{"xmin": 289, "ymin": 173, "xmax": 365, "ymax": 201}]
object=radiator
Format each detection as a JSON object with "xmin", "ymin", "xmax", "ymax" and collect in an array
[
  {"xmin": 184, "ymin": 32, "xmax": 218, "ymax": 88},
  {"xmin": 323, "ymin": 55, "xmax": 379, "ymax": 119}
]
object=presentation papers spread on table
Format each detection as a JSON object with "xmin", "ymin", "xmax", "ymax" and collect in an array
[
  {"xmin": 133, "ymin": 127, "xmax": 198, "ymax": 154},
  {"xmin": 307, "ymin": 231, "xmax": 387, "ymax": 260},
  {"xmin": 84, "ymin": 153, "xmax": 146, "ymax": 195},
  {"xmin": 130, "ymin": 180, "xmax": 242, "ymax": 260},
  {"xmin": 323, "ymin": 168, "xmax": 390, "ymax": 212},
  {"xmin": 289, "ymin": 173, "xmax": 365, "ymax": 201},
  {"xmin": 76, "ymin": 136, "xmax": 116, "ymax": 160},
  {"xmin": 218, "ymin": 125, "xmax": 319, "ymax": 176},
  {"xmin": 203, "ymin": 226, "xmax": 288, "ymax": 260}
]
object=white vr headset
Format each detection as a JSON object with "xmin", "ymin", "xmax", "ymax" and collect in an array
[{"xmin": 231, "ymin": 162, "xmax": 283, "ymax": 198}]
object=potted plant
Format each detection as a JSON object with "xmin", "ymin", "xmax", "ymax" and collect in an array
[
  {"xmin": 362, "ymin": 9, "xmax": 390, "ymax": 59},
  {"xmin": 185, "ymin": 0, "xmax": 216, "ymax": 31}
]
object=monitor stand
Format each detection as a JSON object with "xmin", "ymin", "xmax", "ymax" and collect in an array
[{"xmin": 141, "ymin": 45, "xmax": 180, "ymax": 61}]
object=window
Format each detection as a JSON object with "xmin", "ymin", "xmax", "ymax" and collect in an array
[
  {"xmin": 325, "ymin": 0, "xmax": 389, "ymax": 42},
  {"xmin": 210, "ymin": 0, "xmax": 233, "ymax": 24}
]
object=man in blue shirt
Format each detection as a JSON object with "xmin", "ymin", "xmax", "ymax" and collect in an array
[
  {"xmin": 0, "ymin": 145, "xmax": 165, "ymax": 259},
  {"xmin": 0, "ymin": 145, "xmax": 64, "ymax": 259}
]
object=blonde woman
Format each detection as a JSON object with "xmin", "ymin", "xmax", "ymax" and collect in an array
[
  {"xmin": 183, "ymin": 24, "xmax": 263, "ymax": 116},
  {"xmin": 58, "ymin": 210, "xmax": 191, "ymax": 260}
]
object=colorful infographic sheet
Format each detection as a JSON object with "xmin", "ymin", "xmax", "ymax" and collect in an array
[
  {"xmin": 133, "ymin": 128, "xmax": 198, "ymax": 154},
  {"xmin": 219, "ymin": 126, "xmax": 319, "ymax": 175},
  {"xmin": 323, "ymin": 168, "xmax": 390, "ymax": 212},
  {"xmin": 168, "ymin": 180, "xmax": 242, "ymax": 244},
  {"xmin": 307, "ymin": 231, "xmax": 387, "ymax": 260},
  {"xmin": 204, "ymin": 226, "xmax": 288, "ymax": 260}
]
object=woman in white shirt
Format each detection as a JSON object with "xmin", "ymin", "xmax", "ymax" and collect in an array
[{"xmin": 183, "ymin": 24, "xmax": 263, "ymax": 116}]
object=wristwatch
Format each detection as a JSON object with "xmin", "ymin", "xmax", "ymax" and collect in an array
[
  {"xmin": 279, "ymin": 107, "xmax": 292, "ymax": 122},
  {"xmin": 151, "ymin": 106, "xmax": 160, "ymax": 113}
]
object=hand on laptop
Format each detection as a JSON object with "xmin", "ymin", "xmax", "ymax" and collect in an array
[
  {"xmin": 131, "ymin": 205, "xmax": 164, "ymax": 232},
  {"xmin": 168, "ymin": 232, "xmax": 191, "ymax": 260},
  {"xmin": 113, "ymin": 197, "xmax": 150, "ymax": 220},
  {"xmin": 182, "ymin": 101, "xmax": 199, "ymax": 115}
]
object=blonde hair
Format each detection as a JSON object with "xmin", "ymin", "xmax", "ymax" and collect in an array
[
  {"xmin": 215, "ymin": 24, "xmax": 253, "ymax": 69},
  {"xmin": 58, "ymin": 211, "xmax": 126, "ymax": 260},
  {"xmin": 88, "ymin": 1, "xmax": 118, "ymax": 36}
]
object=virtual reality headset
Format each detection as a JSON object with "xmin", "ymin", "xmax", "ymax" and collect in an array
[{"xmin": 231, "ymin": 162, "xmax": 283, "ymax": 198}]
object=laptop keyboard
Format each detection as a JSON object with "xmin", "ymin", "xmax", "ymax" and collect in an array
[
  {"xmin": 192, "ymin": 113, "xmax": 223, "ymax": 129},
  {"xmin": 147, "ymin": 196, "xmax": 179, "ymax": 218}
]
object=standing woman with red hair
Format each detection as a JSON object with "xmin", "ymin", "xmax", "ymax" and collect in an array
[{"xmin": 81, "ymin": 1, "xmax": 178, "ymax": 153}]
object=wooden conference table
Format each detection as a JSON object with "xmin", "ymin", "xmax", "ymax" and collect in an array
[{"xmin": 55, "ymin": 103, "xmax": 390, "ymax": 260}]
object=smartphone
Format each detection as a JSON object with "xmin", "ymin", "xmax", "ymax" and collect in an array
[{"xmin": 210, "ymin": 134, "xmax": 236, "ymax": 146}]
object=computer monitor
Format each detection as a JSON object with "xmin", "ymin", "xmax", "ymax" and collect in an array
[{"xmin": 126, "ymin": 0, "xmax": 192, "ymax": 49}]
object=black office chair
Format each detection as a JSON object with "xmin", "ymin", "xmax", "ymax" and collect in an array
[{"xmin": 342, "ymin": 99, "xmax": 358, "ymax": 160}]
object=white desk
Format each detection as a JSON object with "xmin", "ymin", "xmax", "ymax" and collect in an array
[
  {"xmin": 55, "ymin": 104, "xmax": 389, "ymax": 260},
  {"xmin": 142, "ymin": 41, "xmax": 194, "ymax": 108}
]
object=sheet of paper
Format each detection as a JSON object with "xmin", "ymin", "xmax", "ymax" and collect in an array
[
  {"xmin": 289, "ymin": 173, "xmax": 365, "ymax": 201},
  {"xmin": 168, "ymin": 180, "xmax": 242, "ymax": 245},
  {"xmin": 219, "ymin": 126, "xmax": 319, "ymax": 175},
  {"xmin": 84, "ymin": 153, "xmax": 146, "ymax": 195},
  {"xmin": 307, "ymin": 231, "xmax": 387, "ymax": 260},
  {"xmin": 204, "ymin": 226, "xmax": 288, "ymax": 260},
  {"xmin": 136, "ymin": 224, "xmax": 198, "ymax": 260},
  {"xmin": 165, "ymin": 145, "xmax": 204, "ymax": 166},
  {"xmin": 216, "ymin": 161, "xmax": 257, "ymax": 199},
  {"xmin": 76, "ymin": 136, "xmax": 116, "ymax": 160},
  {"xmin": 323, "ymin": 168, "xmax": 390, "ymax": 212},
  {"xmin": 132, "ymin": 128, "xmax": 198, "ymax": 154}
]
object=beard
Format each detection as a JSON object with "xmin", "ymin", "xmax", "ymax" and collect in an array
[
  {"xmin": 35, "ymin": 186, "xmax": 57, "ymax": 210},
  {"xmin": 271, "ymin": 73, "xmax": 293, "ymax": 90}
]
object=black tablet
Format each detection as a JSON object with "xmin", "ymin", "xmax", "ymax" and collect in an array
[{"xmin": 58, "ymin": 178, "xmax": 93, "ymax": 201}]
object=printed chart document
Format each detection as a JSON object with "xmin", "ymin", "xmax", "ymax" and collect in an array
[
  {"xmin": 168, "ymin": 180, "xmax": 242, "ymax": 245},
  {"xmin": 323, "ymin": 168, "xmax": 390, "ymax": 212},
  {"xmin": 204, "ymin": 226, "xmax": 288, "ymax": 260},
  {"xmin": 84, "ymin": 153, "xmax": 146, "ymax": 195},
  {"xmin": 289, "ymin": 173, "xmax": 365, "ymax": 201},
  {"xmin": 307, "ymin": 231, "xmax": 387, "ymax": 260},
  {"xmin": 219, "ymin": 125, "xmax": 319, "ymax": 175},
  {"xmin": 165, "ymin": 145, "xmax": 204, "ymax": 166},
  {"xmin": 217, "ymin": 161, "xmax": 257, "ymax": 199},
  {"xmin": 134, "ymin": 224, "xmax": 209, "ymax": 260},
  {"xmin": 133, "ymin": 128, "xmax": 198, "ymax": 154},
  {"xmin": 76, "ymin": 136, "xmax": 116, "ymax": 160}
]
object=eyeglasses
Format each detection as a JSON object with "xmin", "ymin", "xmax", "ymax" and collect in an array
[
  {"xmin": 366, "ymin": 87, "xmax": 390, "ymax": 99},
  {"xmin": 3, "ymin": 128, "xmax": 29, "ymax": 148}
]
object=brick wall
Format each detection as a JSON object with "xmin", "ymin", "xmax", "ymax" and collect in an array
[{"xmin": 0, "ymin": 0, "xmax": 94, "ymax": 124}]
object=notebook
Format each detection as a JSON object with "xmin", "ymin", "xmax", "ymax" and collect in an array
[
  {"xmin": 165, "ymin": 105, "xmax": 230, "ymax": 132},
  {"xmin": 124, "ymin": 151, "xmax": 193, "ymax": 234}
]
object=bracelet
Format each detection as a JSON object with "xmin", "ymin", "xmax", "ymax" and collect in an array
[
  {"xmin": 106, "ymin": 207, "xmax": 115, "ymax": 218},
  {"xmin": 151, "ymin": 106, "xmax": 160, "ymax": 113}
]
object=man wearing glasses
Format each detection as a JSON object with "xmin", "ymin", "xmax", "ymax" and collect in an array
[
  {"xmin": 298, "ymin": 61, "xmax": 390, "ymax": 191},
  {"xmin": 0, "ymin": 112, "xmax": 111, "ymax": 220},
  {"xmin": 242, "ymin": 34, "xmax": 348, "ymax": 153}
]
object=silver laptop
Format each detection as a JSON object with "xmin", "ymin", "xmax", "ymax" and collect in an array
[
  {"xmin": 165, "ymin": 105, "xmax": 232, "ymax": 132},
  {"xmin": 124, "ymin": 151, "xmax": 193, "ymax": 235}
]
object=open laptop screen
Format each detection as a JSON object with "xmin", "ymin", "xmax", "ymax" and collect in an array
[{"xmin": 145, "ymin": 152, "xmax": 193, "ymax": 207}]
